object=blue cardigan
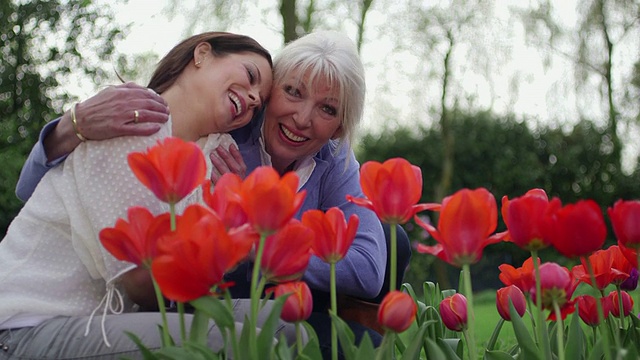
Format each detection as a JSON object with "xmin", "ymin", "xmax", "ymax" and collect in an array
[{"xmin": 16, "ymin": 117, "xmax": 386, "ymax": 299}]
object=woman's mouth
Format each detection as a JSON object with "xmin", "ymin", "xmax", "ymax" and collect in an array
[
  {"xmin": 280, "ymin": 125, "xmax": 308, "ymax": 143},
  {"xmin": 229, "ymin": 91, "xmax": 244, "ymax": 116}
]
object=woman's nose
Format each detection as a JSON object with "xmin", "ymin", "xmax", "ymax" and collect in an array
[
  {"xmin": 292, "ymin": 104, "xmax": 313, "ymax": 127},
  {"xmin": 247, "ymin": 89, "xmax": 261, "ymax": 108}
]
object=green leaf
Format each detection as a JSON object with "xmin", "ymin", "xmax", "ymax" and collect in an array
[
  {"xmin": 423, "ymin": 337, "xmax": 448, "ymax": 359},
  {"xmin": 442, "ymin": 338, "xmax": 463, "ymax": 358},
  {"xmin": 483, "ymin": 349, "xmax": 516, "ymax": 360},
  {"xmin": 587, "ymin": 337, "xmax": 604, "ymax": 360},
  {"xmin": 330, "ymin": 310, "xmax": 357, "ymax": 359},
  {"xmin": 485, "ymin": 318, "xmax": 505, "ymax": 351},
  {"xmin": 399, "ymin": 323, "xmax": 428, "ymax": 360},
  {"xmin": 509, "ymin": 302, "xmax": 543, "ymax": 360},
  {"xmin": 257, "ymin": 295, "xmax": 288, "ymax": 357},
  {"xmin": 274, "ymin": 333, "xmax": 293, "ymax": 359},
  {"xmin": 237, "ymin": 313, "xmax": 252, "ymax": 360},
  {"xmin": 436, "ymin": 337, "xmax": 462, "ymax": 360},
  {"xmin": 189, "ymin": 308, "xmax": 210, "ymax": 345},
  {"xmin": 421, "ymin": 281, "xmax": 437, "ymax": 307},
  {"xmin": 125, "ymin": 331, "xmax": 159, "ymax": 359},
  {"xmin": 354, "ymin": 333, "xmax": 377, "ymax": 360},
  {"xmin": 299, "ymin": 322, "xmax": 323, "ymax": 360},
  {"xmin": 564, "ymin": 310, "xmax": 585, "ymax": 360},
  {"xmin": 190, "ymin": 296, "xmax": 235, "ymax": 329}
]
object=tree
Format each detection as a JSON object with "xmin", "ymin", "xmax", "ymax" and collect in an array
[
  {"xmin": 166, "ymin": 0, "xmax": 374, "ymax": 48},
  {"xmin": 357, "ymin": 110, "xmax": 640, "ymax": 292},
  {"xmin": 0, "ymin": 0, "xmax": 126, "ymax": 236},
  {"xmin": 519, "ymin": 0, "xmax": 640, "ymax": 170}
]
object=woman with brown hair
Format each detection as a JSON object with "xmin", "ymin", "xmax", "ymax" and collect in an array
[{"xmin": 0, "ymin": 32, "xmax": 276, "ymax": 359}]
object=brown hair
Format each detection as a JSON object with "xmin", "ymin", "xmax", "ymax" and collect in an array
[{"xmin": 147, "ymin": 32, "xmax": 272, "ymax": 94}]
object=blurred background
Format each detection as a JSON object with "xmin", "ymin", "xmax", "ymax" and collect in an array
[{"xmin": 1, "ymin": 0, "xmax": 639, "ymax": 293}]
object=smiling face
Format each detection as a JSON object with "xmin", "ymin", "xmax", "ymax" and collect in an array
[
  {"xmin": 193, "ymin": 49, "xmax": 273, "ymax": 136},
  {"xmin": 263, "ymin": 68, "xmax": 343, "ymax": 173}
]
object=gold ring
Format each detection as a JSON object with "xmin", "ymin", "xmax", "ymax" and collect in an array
[{"xmin": 134, "ymin": 110, "xmax": 139, "ymax": 124}]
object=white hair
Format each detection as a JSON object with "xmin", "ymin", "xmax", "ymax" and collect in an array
[{"xmin": 273, "ymin": 31, "xmax": 366, "ymax": 151}]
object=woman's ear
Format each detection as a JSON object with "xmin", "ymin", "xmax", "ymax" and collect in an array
[{"xmin": 193, "ymin": 42, "xmax": 212, "ymax": 66}]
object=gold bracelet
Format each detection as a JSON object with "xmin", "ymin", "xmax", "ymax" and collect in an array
[{"xmin": 70, "ymin": 102, "xmax": 88, "ymax": 142}]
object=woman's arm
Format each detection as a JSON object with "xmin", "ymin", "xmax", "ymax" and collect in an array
[
  {"xmin": 15, "ymin": 82, "xmax": 169, "ymax": 201},
  {"xmin": 302, "ymin": 147, "xmax": 387, "ymax": 299}
]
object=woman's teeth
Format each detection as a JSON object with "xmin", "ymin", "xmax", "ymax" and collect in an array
[
  {"xmin": 281, "ymin": 125, "xmax": 307, "ymax": 142},
  {"xmin": 229, "ymin": 92, "xmax": 242, "ymax": 115}
]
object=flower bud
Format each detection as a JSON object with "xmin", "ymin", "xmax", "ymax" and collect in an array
[
  {"xmin": 377, "ymin": 291, "xmax": 417, "ymax": 333},
  {"xmin": 496, "ymin": 285, "xmax": 526, "ymax": 321},
  {"xmin": 439, "ymin": 293, "xmax": 468, "ymax": 331},
  {"xmin": 621, "ymin": 268, "xmax": 639, "ymax": 291},
  {"xmin": 273, "ymin": 281, "xmax": 313, "ymax": 323},
  {"xmin": 610, "ymin": 290, "xmax": 634, "ymax": 317},
  {"xmin": 576, "ymin": 295, "xmax": 611, "ymax": 327}
]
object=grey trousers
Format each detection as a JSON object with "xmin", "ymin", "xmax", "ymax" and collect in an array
[{"xmin": 0, "ymin": 299, "xmax": 303, "ymax": 359}]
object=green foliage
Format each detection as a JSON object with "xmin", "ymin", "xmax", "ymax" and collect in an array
[
  {"xmin": 0, "ymin": 0, "xmax": 126, "ymax": 236},
  {"xmin": 357, "ymin": 110, "xmax": 640, "ymax": 292}
]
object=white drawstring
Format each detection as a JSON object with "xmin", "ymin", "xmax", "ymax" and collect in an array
[{"xmin": 84, "ymin": 283, "xmax": 125, "ymax": 347}]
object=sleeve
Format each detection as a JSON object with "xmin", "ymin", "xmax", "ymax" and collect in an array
[
  {"xmin": 301, "ymin": 147, "xmax": 387, "ymax": 299},
  {"xmin": 16, "ymin": 119, "xmax": 67, "ymax": 202},
  {"xmin": 62, "ymin": 122, "xmax": 173, "ymax": 283}
]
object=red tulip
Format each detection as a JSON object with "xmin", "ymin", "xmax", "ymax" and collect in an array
[
  {"xmin": 496, "ymin": 285, "xmax": 527, "ymax": 321},
  {"xmin": 128, "ymin": 137, "xmax": 206, "ymax": 204},
  {"xmin": 416, "ymin": 188, "xmax": 507, "ymax": 267},
  {"xmin": 576, "ymin": 295, "xmax": 611, "ymax": 326},
  {"xmin": 202, "ymin": 173, "xmax": 247, "ymax": 229},
  {"xmin": 498, "ymin": 257, "xmax": 538, "ymax": 295},
  {"xmin": 439, "ymin": 293, "xmax": 468, "ymax": 331},
  {"xmin": 530, "ymin": 262, "xmax": 577, "ymax": 321},
  {"xmin": 99, "ymin": 206, "xmax": 171, "ymax": 267},
  {"xmin": 619, "ymin": 244, "xmax": 638, "ymax": 267},
  {"xmin": 609, "ymin": 199, "xmax": 640, "ymax": 250},
  {"xmin": 271, "ymin": 281, "xmax": 313, "ymax": 323},
  {"xmin": 152, "ymin": 204, "xmax": 256, "ymax": 302},
  {"xmin": 239, "ymin": 166, "xmax": 306, "ymax": 235},
  {"xmin": 301, "ymin": 207, "xmax": 359, "ymax": 264},
  {"xmin": 609, "ymin": 290, "xmax": 634, "ymax": 317},
  {"xmin": 346, "ymin": 158, "xmax": 439, "ymax": 224},
  {"xmin": 501, "ymin": 189, "xmax": 552, "ymax": 251},
  {"xmin": 571, "ymin": 246, "xmax": 630, "ymax": 290},
  {"xmin": 542, "ymin": 198, "xmax": 607, "ymax": 258},
  {"xmin": 377, "ymin": 291, "xmax": 417, "ymax": 333},
  {"xmin": 260, "ymin": 219, "xmax": 314, "ymax": 284}
]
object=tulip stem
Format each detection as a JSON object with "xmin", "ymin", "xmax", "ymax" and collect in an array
[
  {"xmin": 636, "ymin": 250, "xmax": 640, "ymax": 315},
  {"xmin": 616, "ymin": 285, "xmax": 626, "ymax": 329},
  {"xmin": 250, "ymin": 233, "xmax": 268, "ymax": 359},
  {"xmin": 390, "ymin": 223, "xmax": 397, "ymax": 292},
  {"xmin": 152, "ymin": 277, "xmax": 171, "ymax": 347},
  {"xmin": 552, "ymin": 300, "xmax": 565, "ymax": 360},
  {"xmin": 531, "ymin": 250, "xmax": 551, "ymax": 359},
  {"xmin": 177, "ymin": 302, "xmax": 186, "ymax": 342},
  {"xmin": 461, "ymin": 264, "xmax": 476, "ymax": 360},
  {"xmin": 584, "ymin": 257, "xmax": 613, "ymax": 360},
  {"xmin": 330, "ymin": 262, "xmax": 338, "ymax": 360},
  {"xmin": 224, "ymin": 292, "xmax": 240, "ymax": 359},
  {"xmin": 296, "ymin": 322, "xmax": 303, "ymax": 356},
  {"xmin": 169, "ymin": 203, "xmax": 176, "ymax": 231}
]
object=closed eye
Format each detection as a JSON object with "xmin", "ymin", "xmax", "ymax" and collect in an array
[{"xmin": 247, "ymin": 67, "xmax": 256, "ymax": 84}]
